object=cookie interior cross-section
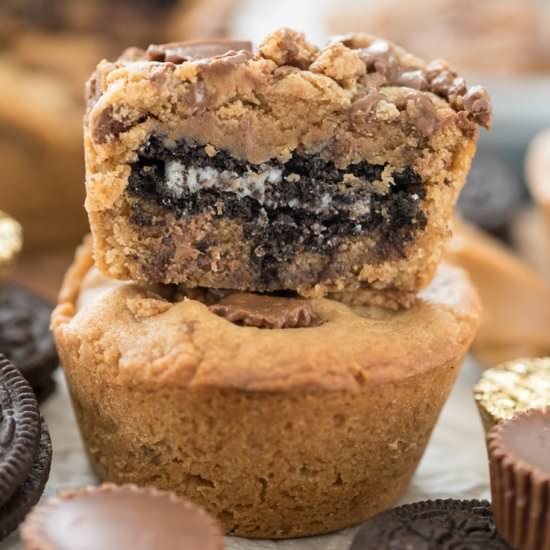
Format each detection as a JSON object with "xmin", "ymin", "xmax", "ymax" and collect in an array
[{"xmin": 84, "ymin": 29, "xmax": 491, "ymax": 304}]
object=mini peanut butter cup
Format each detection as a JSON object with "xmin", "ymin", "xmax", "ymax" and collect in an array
[
  {"xmin": 21, "ymin": 484, "xmax": 224, "ymax": 550},
  {"xmin": 474, "ymin": 357, "xmax": 550, "ymax": 433},
  {"xmin": 488, "ymin": 407, "xmax": 550, "ymax": 550}
]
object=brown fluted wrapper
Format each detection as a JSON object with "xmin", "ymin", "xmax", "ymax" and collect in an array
[
  {"xmin": 0, "ymin": 211, "xmax": 22, "ymax": 282},
  {"xmin": 474, "ymin": 357, "xmax": 550, "ymax": 433},
  {"xmin": 487, "ymin": 407, "xmax": 550, "ymax": 550}
]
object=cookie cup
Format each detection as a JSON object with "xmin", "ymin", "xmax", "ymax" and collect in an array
[{"xmin": 52, "ymin": 240, "xmax": 480, "ymax": 539}]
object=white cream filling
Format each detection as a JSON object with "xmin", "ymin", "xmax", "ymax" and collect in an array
[
  {"xmin": 163, "ymin": 161, "xmax": 283, "ymax": 204},
  {"xmin": 161, "ymin": 160, "xmax": 374, "ymax": 217}
]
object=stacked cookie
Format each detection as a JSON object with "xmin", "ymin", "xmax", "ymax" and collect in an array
[{"xmin": 53, "ymin": 29, "xmax": 490, "ymax": 537}]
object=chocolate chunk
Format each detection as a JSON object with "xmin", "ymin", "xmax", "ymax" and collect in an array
[
  {"xmin": 0, "ymin": 419, "xmax": 52, "ymax": 540},
  {"xmin": 0, "ymin": 284, "xmax": 58, "ymax": 399},
  {"xmin": 209, "ymin": 293, "xmax": 319, "ymax": 329},
  {"xmin": 464, "ymin": 86, "xmax": 492, "ymax": 130},
  {"xmin": 0, "ymin": 356, "xmax": 41, "ymax": 510},
  {"xmin": 488, "ymin": 407, "xmax": 550, "ymax": 550},
  {"xmin": 146, "ymin": 39, "xmax": 253, "ymax": 64},
  {"xmin": 92, "ymin": 107, "xmax": 136, "ymax": 145},
  {"xmin": 405, "ymin": 94, "xmax": 440, "ymax": 137},
  {"xmin": 349, "ymin": 92, "xmax": 382, "ymax": 130},
  {"xmin": 21, "ymin": 484, "xmax": 224, "ymax": 550},
  {"xmin": 351, "ymin": 499, "xmax": 512, "ymax": 549}
]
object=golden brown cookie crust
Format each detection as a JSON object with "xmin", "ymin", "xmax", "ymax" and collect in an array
[
  {"xmin": 52, "ymin": 240, "xmax": 480, "ymax": 538},
  {"xmin": 84, "ymin": 29, "xmax": 489, "ymax": 301}
]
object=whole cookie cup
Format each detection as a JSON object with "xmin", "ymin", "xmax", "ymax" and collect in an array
[{"xmin": 52, "ymin": 240, "xmax": 481, "ymax": 538}]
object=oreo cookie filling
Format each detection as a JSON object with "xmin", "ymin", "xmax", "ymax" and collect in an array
[{"xmin": 127, "ymin": 136, "xmax": 427, "ymax": 286}]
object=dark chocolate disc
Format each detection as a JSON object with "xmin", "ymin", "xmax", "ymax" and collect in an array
[
  {"xmin": 0, "ymin": 418, "xmax": 52, "ymax": 540},
  {"xmin": 0, "ymin": 356, "xmax": 41, "ymax": 509},
  {"xmin": 0, "ymin": 283, "xmax": 58, "ymax": 397},
  {"xmin": 350, "ymin": 499, "xmax": 512, "ymax": 549}
]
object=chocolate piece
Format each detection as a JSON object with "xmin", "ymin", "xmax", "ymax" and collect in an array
[
  {"xmin": 0, "ymin": 211, "xmax": 22, "ymax": 282},
  {"xmin": 128, "ymin": 137, "xmax": 427, "ymax": 288},
  {"xmin": 209, "ymin": 293, "xmax": 319, "ymax": 328},
  {"xmin": 147, "ymin": 39, "xmax": 253, "ymax": 63},
  {"xmin": 0, "ymin": 419, "xmax": 52, "ymax": 540},
  {"xmin": 0, "ymin": 356, "xmax": 41, "ymax": 509},
  {"xmin": 474, "ymin": 357, "xmax": 550, "ymax": 433},
  {"xmin": 0, "ymin": 284, "xmax": 58, "ymax": 397},
  {"xmin": 341, "ymin": 36, "xmax": 492, "ymax": 129},
  {"xmin": 488, "ymin": 407, "xmax": 550, "ymax": 550},
  {"xmin": 21, "ymin": 484, "xmax": 224, "ymax": 550},
  {"xmin": 350, "ymin": 499, "xmax": 511, "ymax": 549},
  {"xmin": 457, "ymin": 154, "xmax": 525, "ymax": 238}
]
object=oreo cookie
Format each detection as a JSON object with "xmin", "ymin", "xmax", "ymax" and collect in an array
[
  {"xmin": 0, "ymin": 419, "xmax": 52, "ymax": 539},
  {"xmin": 350, "ymin": 499, "xmax": 512, "ymax": 549},
  {"xmin": 0, "ymin": 283, "xmax": 58, "ymax": 401},
  {"xmin": 0, "ymin": 356, "xmax": 41, "ymax": 509},
  {"xmin": 0, "ymin": 357, "xmax": 52, "ymax": 541}
]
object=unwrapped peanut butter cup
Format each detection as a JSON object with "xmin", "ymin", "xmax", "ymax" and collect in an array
[
  {"xmin": 488, "ymin": 407, "xmax": 550, "ymax": 550},
  {"xmin": 21, "ymin": 484, "xmax": 224, "ymax": 550},
  {"xmin": 0, "ymin": 211, "xmax": 22, "ymax": 282},
  {"xmin": 474, "ymin": 357, "xmax": 550, "ymax": 433}
]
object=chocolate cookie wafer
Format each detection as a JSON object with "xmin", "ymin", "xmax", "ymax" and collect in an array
[
  {"xmin": 0, "ymin": 283, "xmax": 58, "ymax": 400},
  {"xmin": 0, "ymin": 356, "xmax": 41, "ymax": 509},
  {"xmin": 350, "ymin": 499, "xmax": 512, "ymax": 549},
  {"xmin": 0, "ymin": 419, "xmax": 52, "ymax": 539}
]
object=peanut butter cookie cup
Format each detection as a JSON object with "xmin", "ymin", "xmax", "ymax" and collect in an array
[
  {"xmin": 85, "ymin": 29, "xmax": 491, "ymax": 304},
  {"xmin": 52, "ymin": 239, "xmax": 480, "ymax": 538}
]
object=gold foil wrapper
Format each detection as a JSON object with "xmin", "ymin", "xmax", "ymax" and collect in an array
[
  {"xmin": 474, "ymin": 357, "xmax": 550, "ymax": 433},
  {"xmin": 0, "ymin": 210, "xmax": 22, "ymax": 281}
]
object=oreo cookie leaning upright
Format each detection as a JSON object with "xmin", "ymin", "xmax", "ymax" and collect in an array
[
  {"xmin": 0, "ymin": 356, "xmax": 52, "ymax": 540},
  {"xmin": 350, "ymin": 499, "xmax": 512, "ymax": 549},
  {"xmin": 0, "ymin": 356, "xmax": 41, "ymax": 508},
  {"xmin": 0, "ymin": 283, "xmax": 58, "ymax": 401}
]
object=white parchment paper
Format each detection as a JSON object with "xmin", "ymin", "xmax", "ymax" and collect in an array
[{"xmin": 0, "ymin": 357, "xmax": 490, "ymax": 549}]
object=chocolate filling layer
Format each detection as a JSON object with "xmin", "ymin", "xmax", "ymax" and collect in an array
[{"xmin": 128, "ymin": 137, "xmax": 427, "ymax": 285}]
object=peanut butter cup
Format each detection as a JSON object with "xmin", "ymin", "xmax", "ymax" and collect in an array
[
  {"xmin": 474, "ymin": 357, "xmax": 550, "ymax": 433},
  {"xmin": 21, "ymin": 484, "xmax": 223, "ymax": 550},
  {"xmin": 488, "ymin": 407, "xmax": 550, "ymax": 550}
]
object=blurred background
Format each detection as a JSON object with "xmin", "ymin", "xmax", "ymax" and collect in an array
[{"xmin": 0, "ymin": 0, "xmax": 549, "ymax": 364}]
